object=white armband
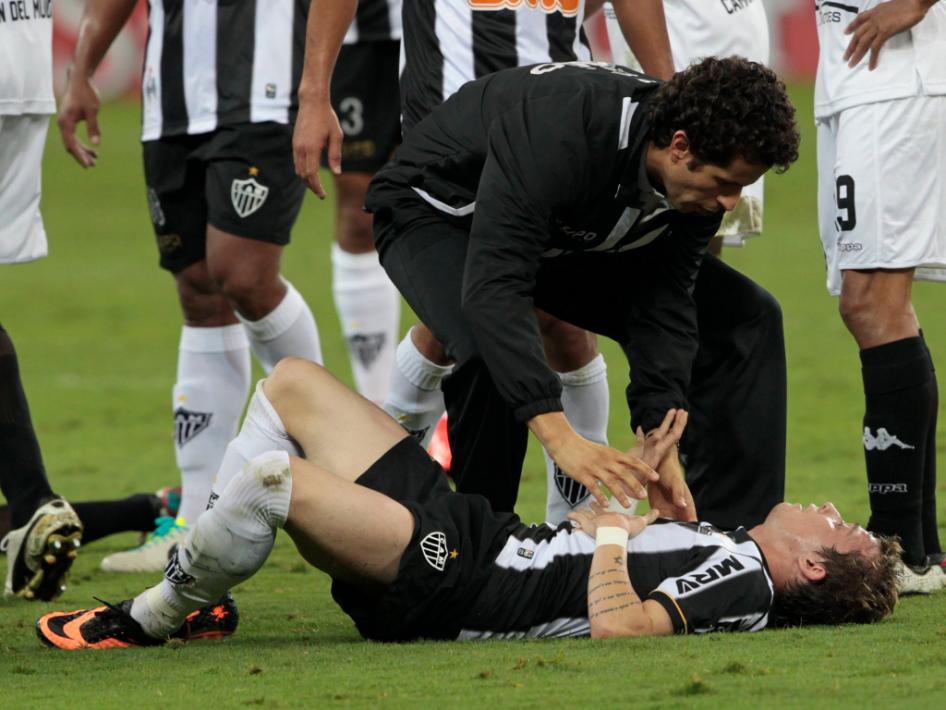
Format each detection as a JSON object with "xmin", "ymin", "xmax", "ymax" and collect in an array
[{"xmin": 595, "ymin": 526, "xmax": 629, "ymax": 549}]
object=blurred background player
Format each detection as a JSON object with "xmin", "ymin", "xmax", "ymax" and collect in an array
[
  {"xmin": 601, "ymin": 0, "xmax": 787, "ymax": 541},
  {"xmin": 59, "ymin": 0, "xmax": 322, "ymax": 571},
  {"xmin": 294, "ymin": 0, "xmax": 677, "ymax": 525},
  {"xmin": 323, "ymin": 0, "xmax": 402, "ymax": 404},
  {"xmin": 0, "ymin": 5, "xmax": 182, "ymax": 599},
  {"xmin": 814, "ymin": 0, "xmax": 946, "ymax": 592}
]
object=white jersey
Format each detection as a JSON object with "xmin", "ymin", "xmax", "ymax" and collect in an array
[
  {"xmin": 0, "ymin": 0, "xmax": 55, "ymax": 115},
  {"xmin": 605, "ymin": 0, "xmax": 768, "ymax": 72},
  {"xmin": 815, "ymin": 0, "xmax": 946, "ymax": 119}
]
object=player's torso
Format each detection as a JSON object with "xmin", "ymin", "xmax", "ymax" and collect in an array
[
  {"xmin": 815, "ymin": 0, "xmax": 946, "ymax": 118},
  {"xmin": 606, "ymin": 0, "xmax": 768, "ymax": 72},
  {"xmin": 0, "ymin": 0, "xmax": 54, "ymax": 115},
  {"xmin": 400, "ymin": 0, "xmax": 592, "ymax": 131},
  {"xmin": 142, "ymin": 0, "xmax": 310, "ymax": 141}
]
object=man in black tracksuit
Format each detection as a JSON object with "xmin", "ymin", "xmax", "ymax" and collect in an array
[{"xmin": 367, "ymin": 58, "xmax": 800, "ymax": 527}]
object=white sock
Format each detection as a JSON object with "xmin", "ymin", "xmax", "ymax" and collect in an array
[
  {"xmin": 174, "ymin": 324, "xmax": 251, "ymax": 526},
  {"xmin": 213, "ymin": 380, "xmax": 301, "ymax": 499},
  {"xmin": 383, "ymin": 329, "xmax": 452, "ymax": 447},
  {"xmin": 332, "ymin": 244, "xmax": 401, "ymax": 404},
  {"xmin": 130, "ymin": 450, "xmax": 292, "ymax": 638},
  {"xmin": 545, "ymin": 354, "xmax": 610, "ymax": 524},
  {"xmin": 237, "ymin": 280, "xmax": 322, "ymax": 372}
]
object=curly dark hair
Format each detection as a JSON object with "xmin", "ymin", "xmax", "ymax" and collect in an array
[
  {"xmin": 769, "ymin": 535, "xmax": 901, "ymax": 627},
  {"xmin": 648, "ymin": 56, "xmax": 800, "ymax": 173}
]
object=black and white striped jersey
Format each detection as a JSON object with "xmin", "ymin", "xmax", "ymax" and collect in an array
[
  {"xmin": 141, "ymin": 0, "xmax": 310, "ymax": 142},
  {"xmin": 399, "ymin": 0, "xmax": 592, "ymax": 133},
  {"xmin": 343, "ymin": 0, "xmax": 402, "ymax": 44},
  {"xmin": 457, "ymin": 519, "xmax": 773, "ymax": 639}
]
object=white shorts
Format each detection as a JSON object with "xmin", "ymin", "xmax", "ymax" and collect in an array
[
  {"xmin": 0, "ymin": 114, "xmax": 49, "ymax": 264},
  {"xmin": 817, "ymin": 95, "xmax": 946, "ymax": 295}
]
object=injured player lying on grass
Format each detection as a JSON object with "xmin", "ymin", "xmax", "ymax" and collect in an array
[{"xmin": 36, "ymin": 359, "xmax": 900, "ymax": 648}]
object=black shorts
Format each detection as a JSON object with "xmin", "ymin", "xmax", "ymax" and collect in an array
[
  {"xmin": 321, "ymin": 41, "xmax": 401, "ymax": 173},
  {"xmin": 331, "ymin": 438, "xmax": 520, "ymax": 642},
  {"xmin": 142, "ymin": 122, "xmax": 305, "ymax": 273}
]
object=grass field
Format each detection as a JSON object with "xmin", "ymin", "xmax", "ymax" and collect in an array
[{"xmin": 2, "ymin": 84, "xmax": 945, "ymax": 708}]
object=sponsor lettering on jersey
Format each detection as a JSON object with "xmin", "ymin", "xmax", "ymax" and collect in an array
[
  {"xmin": 0, "ymin": 0, "xmax": 52, "ymax": 23},
  {"xmin": 720, "ymin": 0, "xmax": 758, "ymax": 15},
  {"xmin": 675, "ymin": 555, "xmax": 745, "ymax": 594},
  {"xmin": 467, "ymin": 0, "xmax": 580, "ymax": 19}
]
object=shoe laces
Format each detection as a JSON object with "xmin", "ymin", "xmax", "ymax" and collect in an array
[{"xmin": 140, "ymin": 516, "xmax": 187, "ymax": 547}]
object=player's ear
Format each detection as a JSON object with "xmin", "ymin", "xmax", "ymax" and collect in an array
[
  {"xmin": 798, "ymin": 554, "xmax": 827, "ymax": 583},
  {"xmin": 669, "ymin": 130, "xmax": 691, "ymax": 163}
]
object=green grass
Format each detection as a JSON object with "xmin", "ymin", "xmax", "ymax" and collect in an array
[{"xmin": 2, "ymin": 84, "xmax": 945, "ymax": 708}]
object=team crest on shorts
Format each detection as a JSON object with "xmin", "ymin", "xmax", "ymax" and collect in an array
[
  {"xmin": 420, "ymin": 531, "xmax": 448, "ymax": 571},
  {"xmin": 553, "ymin": 465, "xmax": 590, "ymax": 508},
  {"xmin": 230, "ymin": 176, "xmax": 269, "ymax": 218}
]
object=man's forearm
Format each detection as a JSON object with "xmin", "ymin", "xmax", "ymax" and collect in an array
[
  {"xmin": 610, "ymin": 0, "xmax": 674, "ymax": 80},
  {"xmin": 587, "ymin": 534, "xmax": 654, "ymax": 638},
  {"xmin": 298, "ymin": 0, "xmax": 358, "ymax": 102},
  {"xmin": 71, "ymin": 0, "xmax": 138, "ymax": 78}
]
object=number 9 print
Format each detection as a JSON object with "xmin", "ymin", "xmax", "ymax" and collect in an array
[{"xmin": 835, "ymin": 175, "xmax": 856, "ymax": 232}]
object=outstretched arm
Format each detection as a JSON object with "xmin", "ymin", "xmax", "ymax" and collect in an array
[
  {"xmin": 293, "ymin": 0, "xmax": 357, "ymax": 197},
  {"xmin": 58, "ymin": 0, "xmax": 138, "ymax": 168},
  {"xmin": 569, "ymin": 508, "xmax": 673, "ymax": 638},
  {"xmin": 609, "ymin": 0, "xmax": 675, "ymax": 80}
]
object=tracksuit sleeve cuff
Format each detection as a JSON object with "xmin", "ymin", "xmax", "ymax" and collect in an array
[{"xmin": 514, "ymin": 398, "xmax": 564, "ymax": 423}]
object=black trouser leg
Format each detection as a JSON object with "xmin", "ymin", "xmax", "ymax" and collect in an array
[
  {"xmin": 442, "ymin": 360, "xmax": 527, "ymax": 512},
  {"xmin": 378, "ymin": 210, "xmax": 529, "ymax": 511},
  {"xmin": 0, "ymin": 324, "xmax": 55, "ymax": 529},
  {"xmin": 681, "ymin": 257, "xmax": 786, "ymax": 530}
]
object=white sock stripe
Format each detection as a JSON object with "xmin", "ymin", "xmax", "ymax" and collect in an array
[
  {"xmin": 179, "ymin": 324, "xmax": 249, "ymax": 353},
  {"xmin": 238, "ymin": 281, "xmax": 308, "ymax": 342},
  {"xmin": 395, "ymin": 329, "xmax": 454, "ymax": 391},
  {"xmin": 557, "ymin": 354, "xmax": 607, "ymax": 388}
]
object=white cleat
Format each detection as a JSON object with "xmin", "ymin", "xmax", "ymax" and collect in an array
[
  {"xmin": 100, "ymin": 516, "xmax": 188, "ymax": 573},
  {"xmin": 895, "ymin": 561, "xmax": 946, "ymax": 595},
  {"xmin": 1, "ymin": 498, "xmax": 82, "ymax": 601}
]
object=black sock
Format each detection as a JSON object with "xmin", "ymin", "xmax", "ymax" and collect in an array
[
  {"xmin": 861, "ymin": 336, "xmax": 935, "ymax": 566},
  {"xmin": 72, "ymin": 494, "xmax": 162, "ymax": 545},
  {"xmin": 0, "ymin": 325, "xmax": 55, "ymax": 529},
  {"xmin": 919, "ymin": 334, "xmax": 941, "ymax": 557}
]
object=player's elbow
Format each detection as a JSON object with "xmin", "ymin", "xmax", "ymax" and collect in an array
[{"xmin": 589, "ymin": 618, "xmax": 654, "ymax": 640}]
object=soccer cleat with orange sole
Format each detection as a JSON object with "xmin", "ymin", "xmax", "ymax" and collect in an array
[{"xmin": 36, "ymin": 594, "xmax": 239, "ymax": 650}]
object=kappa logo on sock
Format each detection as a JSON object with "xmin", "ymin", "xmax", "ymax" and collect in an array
[
  {"xmin": 553, "ymin": 465, "xmax": 591, "ymax": 508},
  {"xmin": 420, "ymin": 531, "xmax": 448, "ymax": 572},
  {"xmin": 164, "ymin": 550, "xmax": 196, "ymax": 586},
  {"xmin": 347, "ymin": 332, "xmax": 386, "ymax": 368},
  {"xmin": 863, "ymin": 427, "xmax": 916, "ymax": 452},
  {"xmin": 868, "ymin": 483, "xmax": 908, "ymax": 494},
  {"xmin": 174, "ymin": 408, "xmax": 213, "ymax": 448}
]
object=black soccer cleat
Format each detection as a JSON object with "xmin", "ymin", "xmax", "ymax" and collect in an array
[
  {"xmin": 178, "ymin": 592, "xmax": 239, "ymax": 641},
  {"xmin": 36, "ymin": 599, "xmax": 165, "ymax": 650}
]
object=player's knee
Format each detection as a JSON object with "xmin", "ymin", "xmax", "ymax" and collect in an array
[
  {"xmin": 175, "ymin": 267, "xmax": 231, "ymax": 323},
  {"xmin": 539, "ymin": 316, "xmax": 597, "ymax": 372},
  {"xmin": 838, "ymin": 288, "xmax": 894, "ymax": 342},
  {"xmin": 211, "ymin": 265, "xmax": 272, "ymax": 312},
  {"xmin": 265, "ymin": 357, "xmax": 323, "ymax": 405},
  {"xmin": 335, "ymin": 209, "xmax": 375, "ymax": 253}
]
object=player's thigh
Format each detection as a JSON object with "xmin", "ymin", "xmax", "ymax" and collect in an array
[
  {"xmin": 203, "ymin": 122, "xmax": 305, "ymax": 249},
  {"xmin": 0, "ymin": 114, "xmax": 49, "ymax": 264},
  {"xmin": 285, "ymin": 455, "xmax": 413, "ymax": 587},
  {"xmin": 375, "ymin": 202, "xmax": 480, "ymax": 364},
  {"xmin": 264, "ymin": 357, "xmax": 408, "ymax": 480},
  {"xmin": 142, "ymin": 135, "xmax": 209, "ymax": 274},
  {"xmin": 821, "ymin": 97, "xmax": 946, "ymax": 295},
  {"xmin": 325, "ymin": 40, "xmax": 401, "ymax": 175}
]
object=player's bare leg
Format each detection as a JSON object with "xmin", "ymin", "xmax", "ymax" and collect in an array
[
  {"xmin": 839, "ymin": 267, "xmax": 940, "ymax": 573},
  {"xmin": 332, "ymin": 172, "xmax": 400, "ymax": 404}
]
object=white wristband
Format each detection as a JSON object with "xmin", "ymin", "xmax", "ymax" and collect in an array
[{"xmin": 595, "ymin": 526, "xmax": 629, "ymax": 549}]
